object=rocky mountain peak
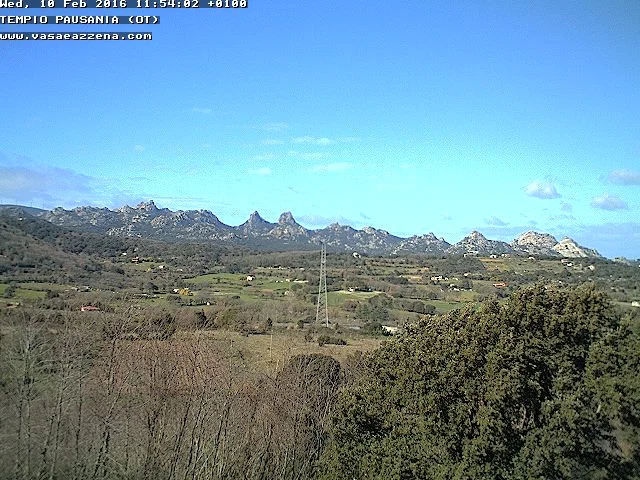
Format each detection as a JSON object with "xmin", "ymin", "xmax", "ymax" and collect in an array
[
  {"xmin": 448, "ymin": 230, "xmax": 514, "ymax": 255},
  {"xmin": 514, "ymin": 231, "xmax": 558, "ymax": 248},
  {"xmin": 237, "ymin": 211, "xmax": 274, "ymax": 237},
  {"xmin": 136, "ymin": 200, "xmax": 158, "ymax": 212},
  {"xmin": 264, "ymin": 211, "xmax": 309, "ymax": 241},
  {"xmin": 278, "ymin": 212, "xmax": 297, "ymax": 225},
  {"xmin": 511, "ymin": 231, "xmax": 560, "ymax": 256},
  {"xmin": 468, "ymin": 230, "xmax": 486, "ymax": 240},
  {"xmin": 391, "ymin": 232, "xmax": 451, "ymax": 255},
  {"xmin": 362, "ymin": 226, "xmax": 391, "ymax": 236},
  {"xmin": 245, "ymin": 211, "xmax": 271, "ymax": 227},
  {"xmin": 553, "ymin": 237, "xmax": 602, "ymax": 258},
  {"xmin": 249, "ymin": 210, "xmax": 264, "ymax": 222},
  {"xmin": 15, "ymin": 201, "xmax": 607, "ymax": 257}
]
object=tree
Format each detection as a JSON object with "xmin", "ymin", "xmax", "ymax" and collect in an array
[
  {"xmin": 274, "ymin": 354, "xmax": 342, "ymax": 479},
  {"xmin": 318, "ymin": 284, "xmax": 640, "ymax": 479}
]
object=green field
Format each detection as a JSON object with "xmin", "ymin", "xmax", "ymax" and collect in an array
[
  {"xmin": 327, "ymin": 289, "xmax": 379, "ymax": 307},
  {"xmin": 0, "ymin": 283, "xmax": 48, "ymax": 300}
]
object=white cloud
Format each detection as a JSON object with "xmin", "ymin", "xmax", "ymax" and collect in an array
[
  {"xmin": 249, "ymin": 167, "xmax": 272, "ymax": 175},
  {"xmin": 0, "ymin": 165, "xmax": 93, "ymax": 197},
  {"xmin": 0, "ymin": 163, "xmax": 139, "ymax": 209},
  {"xmin": 607, "ymin": 169, "xmax": 640, "ymax": 185},
  {"xmin": 133, "ymin": 144, "xmax": 145, "ymax": 152},
  {"xmin": 591, "ymin": 193, "xmax": 628, "ymax": 211},
  {"xmin": 311, "ymin": 162, "xmax": 352, "ymax": 173},
  {"xmin": 292, "ymin": 136, "xmax": 335, "ymax": 146},
  {"xmin": 525, "ymin": 181, "xmax": 561, "ymax": 199},
  {"xmin": 190, "ymin": 107, "xmax": 212, "ymax": 114}
]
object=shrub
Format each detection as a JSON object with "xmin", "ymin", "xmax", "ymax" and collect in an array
[{"xmin": 318, "ymin": 335, "xmax": 347, "ymax": 346}]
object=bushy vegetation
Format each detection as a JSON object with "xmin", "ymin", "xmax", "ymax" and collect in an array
[
  {"xmin": 318, "ymin": 335, "xmax": 348, "ymax": 346},
  {"xmin": 0, "ymin": 306, "xmax": 348, "ymax": 480},
  {"xmin": 318, "ymin": 284, "xmax": 640, "ymax": 479}
]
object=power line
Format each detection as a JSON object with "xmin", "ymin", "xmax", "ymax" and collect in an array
[{"xmin": 316, "ymin": 242, "xmax": 329, "ymax": 327}]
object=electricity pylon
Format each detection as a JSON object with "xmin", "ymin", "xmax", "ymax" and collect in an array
[{"xmin": 316, "ymin": 242, "xmax": 329, "ymax": 327}]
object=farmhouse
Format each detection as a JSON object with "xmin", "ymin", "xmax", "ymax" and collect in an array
[{"xmin": 382, "ymin": 325, "xmax": 400, "ymax": 335}]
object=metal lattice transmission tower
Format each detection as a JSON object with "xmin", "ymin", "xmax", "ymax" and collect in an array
[{"xmin": 316, "ymin": 242, "xmax": 329, "ymax": 327}]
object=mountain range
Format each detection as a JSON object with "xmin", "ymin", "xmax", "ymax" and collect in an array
[{"xmin": 0, "ymin": 201, "xmax": 603, "ymax": 258}]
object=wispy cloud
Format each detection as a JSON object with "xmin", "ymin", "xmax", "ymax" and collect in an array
[
  {"xmin": 133, "ymin": 144, "xmax": 145, "ymax": 152},
  {"xmin": 607, "ymin": 169, "xmax": 640, "ymax": 185},
  {"xmin": 474, "ymin": 225, "xmax": 538, "ymax": 241},
  {"xmin": 190, "ymin": 107, "xmax": 212, "ymax": 114},
  {"xmin": 484, "ymin": 216, "xmax": 509, "ymax": 226},
  {"xmin": 253, "ymin": 154, "xmax": 275, "ymax": 161},
  {"xmin": 288, "ymin": 150, "xmax": 330, "ymax": 160},
  {"xmin": 549, "ymin": 213, "xmax": 576, "ymax": 221},
  {"xmin": 0, "ymin": 163, "xmax": 139, "ymax": 209},
  {"xmin": 292, "ymin": 136, "xmax": 335, "ymax": 146},
  {"xmin": 338, "ymin": 136, "xmax": 361, "ymax": 143},
  {"xmin": 591, "ymin": 193, "xmax": 628, "ymax": 211},
  {"xmin": 560, "ymin": 201, "xmax": 573, "ymax": 212},
  {"xmin": 574, "ymin": 222, "xmax": 640, "ymax": 258},
  {"xmin": 262, "ymin": 139, "xmax": 284, "ymax": 145},
  {"xmin": 263, "ymin": 122, "xmax": 288, "ymax": 132},
  {"xmin": 0, "ymin": 165, "xmax": 94, "ymax": 197},
  {"xmin": 311, "ymin": 162, "xmax": 352, "ymax": 173},
  {"xmin": 297, "ymin": 214, "xmax": 360, "ymax": 228},
  {"xmin": 442, "ymin": 213, "xmax": 453, "ymax": 221},
  {"xmin": 153, "ymin": 196, "xmax": 211, "ymax": 207},
  {"xmin": 525, "ymin": 181, "xmax": 561, "ymax": 199},
  {"xmin": 249, "ymin": 167, "xmax": 272, "ymax": 175}
]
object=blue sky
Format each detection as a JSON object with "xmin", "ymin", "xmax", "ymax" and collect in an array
[{"xmin": 1, "ymin": 0, "xmax": 639, "ymax": 258}]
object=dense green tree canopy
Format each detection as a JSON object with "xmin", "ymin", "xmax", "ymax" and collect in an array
[{"xmin": 319, "ymin": 284, "xmax": 640, "ymax": 479}]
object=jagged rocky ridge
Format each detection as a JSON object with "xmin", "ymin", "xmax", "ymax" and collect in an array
[{"xmin": 8, "ymin": 201, "xmax": 602, "ymax": 257}]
